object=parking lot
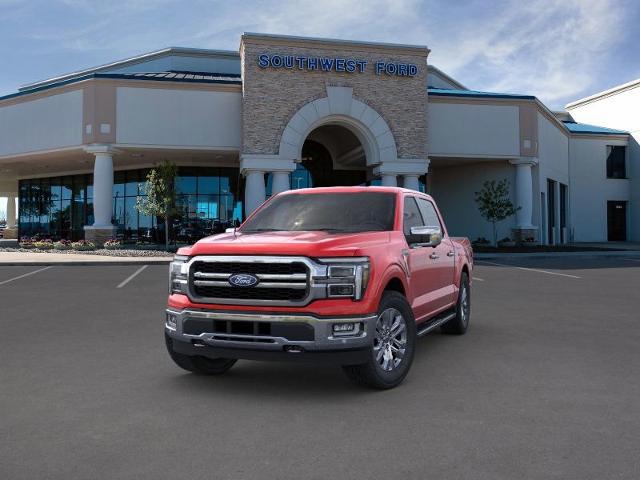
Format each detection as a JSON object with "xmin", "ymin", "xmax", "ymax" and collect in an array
[{"xmin": 1, "ymin": 256, "xmax": 640, "ymax": 480}]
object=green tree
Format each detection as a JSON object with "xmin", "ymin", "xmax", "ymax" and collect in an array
[
  {"xmin": 474, "ymin": 179, "xmax": 519, "ymax": 246},
  {"xmin": 135, "ymin": 161, "xmax": 178, "ymax": 250}
]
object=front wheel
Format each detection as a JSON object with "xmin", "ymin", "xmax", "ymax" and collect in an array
[
  {"xmin": 342, "ymin": 291, "xmax": 416, "ymax": 389},
  {"xmin": 165, "ymin": 333, "xmax": 237, "ymax": 375}
]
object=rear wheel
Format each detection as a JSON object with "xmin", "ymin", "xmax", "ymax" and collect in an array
[
  {"xmin": 165, "ymin": 333, "xmax": 237, "ymax": 375},
  {"xmin": 342, "ymin": 291, "xmax": 416, "ymax": 389},
  {"xmin": 441, "ymin": 272, "xmax": 470, "ymax": 335}
]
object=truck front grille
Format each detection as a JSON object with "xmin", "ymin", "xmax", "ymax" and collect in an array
[{"xmin": 189, "ymin": 257, "xmax": 312, "ymax": 305}]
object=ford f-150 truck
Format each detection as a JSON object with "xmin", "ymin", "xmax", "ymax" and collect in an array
[{"xmin": 166, "ymin": 186, "xmax": 473, "ymax": 389}]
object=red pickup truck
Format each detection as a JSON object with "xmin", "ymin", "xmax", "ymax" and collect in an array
[{"xmin": 165, "ymin": 187, "xmax": 473, "ymax": 389}]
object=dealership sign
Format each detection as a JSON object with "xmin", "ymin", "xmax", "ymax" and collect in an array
[{"xmin": 258, "ymin": 53, "xmax": 418, "ymax": 77}]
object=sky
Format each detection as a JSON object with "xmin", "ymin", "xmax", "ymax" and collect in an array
[
  {"xmin": 0, "ymin": 0, "xmax": 639, "ymax": 109},
  {"xmin": 0, "ymin": 0, "xmax": 640, "ymax": 218}
]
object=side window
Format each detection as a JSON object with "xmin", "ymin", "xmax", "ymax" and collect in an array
[
  {"xmin": 416, "ymin": 198, "xmax": 442, "ymax": 230},
  {"xmin": 403, "ymin": 197, "xmax": 424, "ymax": 237}
]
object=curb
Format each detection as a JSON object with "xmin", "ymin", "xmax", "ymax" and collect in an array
[
  {"xmin": 475, "ymin": 251, "xmax": 640, "ymax": 260},
  {"xmin": 0, "ymin": 259, "xmax": 172, "ymax": 266}
]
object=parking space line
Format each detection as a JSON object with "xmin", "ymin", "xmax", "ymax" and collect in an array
[
  {"xmin": 477, "ymin": 260, "xmax": 581, "ymax": 279},
  {"xmin": 472, "ymin": 277, "xmax": 485, "ymax": 282},
  {"xmin": 0, "ymin": 266, "xmax": 52, "ymax": 286},
  {"xmin": 117, "ymin": 265, "xmax": 148, "ymax": 289}
]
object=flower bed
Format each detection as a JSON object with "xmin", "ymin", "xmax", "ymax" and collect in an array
[
  {"xmin": 70, "ymin": 240, "xmax": 96, "ymax": 251},
  {"xmin": 103, "ymin": 238, "xmax": 122, "ymax": 250}
]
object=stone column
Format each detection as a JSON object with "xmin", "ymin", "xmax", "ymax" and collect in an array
[
  {"xmin": 244, "ymin": 170, "xmax": 266, "ymax": 216},
  {"xmin": 271, "ymin": 171, "xmax": 290, "ymax": 195},
  {"xmin": 402, "ymin": 174, "xmax": 420, "ymax": 191},
  {"xmin": 84, "ymin": 145, "xmax": 117, "ymax": 245},
  {"xmin": 3, "ymin": 195, "xmax": 17, "ymax": 239},
  {"xmin": 509, "ymin": 158, "xmax": 538, "ymax": 241},
  {"xmin": 6, "ymin": 195, "xmax": 16, "ymax": 229},
  {"xmin": 380, "ymin": 174, "xmax": 397, "ymax": 187}
]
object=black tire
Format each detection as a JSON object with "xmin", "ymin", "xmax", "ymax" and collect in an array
[
  {"xmin": 441, "ymin": 272, "xmax": 470, "ymax": 335},
  {"xmin": 165, "ymin": 333, "xmax": 237, "ymax": 375},
  {"xmin": 342, "ymin": 291, "xmax": 416, "ymax": 389}
]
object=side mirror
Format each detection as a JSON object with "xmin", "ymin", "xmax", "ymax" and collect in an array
[{"xmin": 409, "ymin": 226, "xmax": 442, "ymax": 248}]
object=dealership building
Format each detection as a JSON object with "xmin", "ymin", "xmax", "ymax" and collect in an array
[{"xmin": 0, "ymin": 33, "xmax": 637, "ymax": 245}]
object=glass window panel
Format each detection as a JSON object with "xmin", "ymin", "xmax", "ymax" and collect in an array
[
  {"xmin": 87, "ymin": 175, "xmax": 94, "ymax": 199},
  {"xmin": 176, "ymin": 175, "xmax": 197, "ymax": 194},
  {"xmin": 113, "ymin": 171, "xmax": 125, "ymax": 198},
  {"xmin": 86, "ymin": 199, "xmax": 94, "ymax": 226},
  {"xmin": 198, "ymin": 175, "xmax": 219, "ymax": 195},
  {"xmin": 60, "ymin": 199, "xmax": 72, "ymax": 239},
  {"xmin": 73, "ymin": 175, "xmax": 86, "ymax": 201},
  {"xmin": 113, "ymin": 197, "xmax": 125, "ymax": 230},
  {"xmin": 61, "ymin": 176, "xmax": 73, "ymax": 200},
  {"xmin": 125, "ymin": 170, "xmax": 139, "ymax": 196},
  {"xmin": 124, "ymin": 197, "xmax": 138, "ymax": 240}
]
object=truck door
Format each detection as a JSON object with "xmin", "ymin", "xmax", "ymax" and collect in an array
[{"xmin": 415, "ymin": 197, "xmax": 456, "ymax": 312}]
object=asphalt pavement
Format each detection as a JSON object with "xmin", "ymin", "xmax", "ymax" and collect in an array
[{"xmin": 1, "ymin": 257, "xmax": 639, "ymax": 479}]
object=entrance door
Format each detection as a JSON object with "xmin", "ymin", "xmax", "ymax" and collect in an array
[{"xmin": 607, "ymin": 201, "xmax": 627, "ymax": 241}]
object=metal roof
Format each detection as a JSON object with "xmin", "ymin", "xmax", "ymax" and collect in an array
[
  {"xmin": 0, "ymin": 71, "xmax": 242, "ymax": 103},
  {"xmin": 562, "ymin": 121, "xmax": 628, "ymax": 135},
  {"xmin": 428, "ymin": 87, "xmax": 535, "ymax": 100}
]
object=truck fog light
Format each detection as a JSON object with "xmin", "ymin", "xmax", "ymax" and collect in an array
[
  {"xmin": 166, "ymin": 312, "xmax": 178, "ymax": 330},
  {"xmin": 332, "ymin": 322, "xmax": 361, "ymax": 336},
  {"xmin": 328, "ymin": 284, "xmax": 354, "ymax": 297}
]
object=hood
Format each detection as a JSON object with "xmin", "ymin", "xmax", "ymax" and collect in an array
[{"xmin": 181, "ymin": 230, "xmax": 391, "ymax": 257}]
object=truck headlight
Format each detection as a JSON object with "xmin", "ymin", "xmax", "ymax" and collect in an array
[
  {"xmin": 169, "ymin": 255, "xmax": 189, "ymax": 294},
  {"xmin": 319, "ymin": 257, "xmax": 370, "ymax": 300}
]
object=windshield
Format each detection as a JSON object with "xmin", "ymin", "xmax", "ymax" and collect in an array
[{"xmin": 240, "ymin": 192, "xmax": 396, "ymax": 233}]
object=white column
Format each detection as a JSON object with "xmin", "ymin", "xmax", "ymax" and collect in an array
[
  {"xmin": 244, "ymin": 170, "xmax": 266, "ymax": 215},
  {"xmin": 91, "ymin": 151, "xmax": 115, "ymax": 227},
  {"xmin": 402, "ymin": 174, "xmax": 420, "ymax": 191},
  {"xmin": 381, "ymin": 174, "xmax": 397, "ymax": 187},
  {"xmin": 6, "ymin": 195, "xmax": 16, "ymax": 229},
  {"xmin": 509, "ymin": 158, "xmax": 537, "ymax": 229},
  {"xmin": 271, "ymin": 171, "xmax": 290, "ymax": 195}
]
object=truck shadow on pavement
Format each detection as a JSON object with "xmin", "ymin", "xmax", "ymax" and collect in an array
[{"xmin": 162, "ymin": 330, "xmax": 455, "ymax": 398}]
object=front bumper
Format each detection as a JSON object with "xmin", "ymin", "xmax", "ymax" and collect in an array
[{"xmin": 165, "ymin": 308, "xmax": 377, "ymax": 365}]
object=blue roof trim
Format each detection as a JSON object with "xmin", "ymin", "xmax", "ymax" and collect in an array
[
  {"xmin": 0, "ymin": 72, "xmax": 242, "ymax": 102},
  {"xmin": 428, "ymin": 87, "xmax": 536, "ymax": 100},
  {"xmin": 562, "ymin": 121, "xmax": 628, "ymax": 135}
]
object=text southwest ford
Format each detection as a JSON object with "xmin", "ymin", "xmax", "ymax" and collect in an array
[{"xmin": 165, "ymin": 186, "xmax": 473, "ymax": 389}]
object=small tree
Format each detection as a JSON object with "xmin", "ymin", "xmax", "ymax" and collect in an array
[
  {"xmin": 136, "ymin": 161, "xmax": 178, "ymax": 250},
  {"xmin": 474, "ymin": 179, "xmax": 519, "ymax": 246}
]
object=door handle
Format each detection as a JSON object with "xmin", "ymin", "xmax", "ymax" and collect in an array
[
  {"xmin": 429, "ymin": 252, "xmax": 439, "ymax": 260},
  {"xmin": 447, "ymin": 251, "xmax": 455, "ymax": 257}
]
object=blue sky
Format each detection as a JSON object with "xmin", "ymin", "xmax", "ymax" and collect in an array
[{"xmin": 1, "ymin": 0, "xmax": 639, "ymax": 109}]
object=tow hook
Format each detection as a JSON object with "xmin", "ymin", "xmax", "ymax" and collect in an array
[{"xmin": 284, "ymin": 345, "xmax": 304, "ymax": 353}]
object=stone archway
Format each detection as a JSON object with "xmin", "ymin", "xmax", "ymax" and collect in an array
[{"xmin": 278, "ymin": 86, "xmax": 398, "ymax": 167}]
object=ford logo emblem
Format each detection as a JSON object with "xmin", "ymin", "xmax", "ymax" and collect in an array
[{"xmin": 228, "ymin": 273, "xmax": 259, "ymax": 287}]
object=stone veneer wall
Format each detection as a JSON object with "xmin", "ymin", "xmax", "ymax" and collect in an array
[{"xmin": 240, "ymin": 36, "xmax": 429, "ymax": 160}]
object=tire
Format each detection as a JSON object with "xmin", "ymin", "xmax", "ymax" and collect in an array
[
  {"xmin": 441, "ymin": 272, "xmax": 470, "ymax": 335},
  {"xmin": 165, "ymin": 333, "xmax": 237, "ymax": 375},
  {"xmin": 342, "ymin": 291, "xmax": 416, "ymax": 389}
]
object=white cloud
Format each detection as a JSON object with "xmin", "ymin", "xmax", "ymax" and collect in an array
[{"xmin": 4, "ymin": 0, "xmax": 635, "ymax": 108}]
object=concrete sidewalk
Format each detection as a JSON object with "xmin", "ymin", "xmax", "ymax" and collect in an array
[{"xmin": 0, "ymin": 251, "xmax": 172, "ymax": 266}]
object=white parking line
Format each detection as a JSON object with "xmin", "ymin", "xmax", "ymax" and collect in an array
[
  {"xmin": 472, "ymin": 277, "xmax": 485, "ymax": 282},
  {"xmin": 0, "ymin": 266, "xmax": 52, "ymax": 286},
  {"xmin": 478, "ymin": 260, "xmax": 581, "ymax": 279},
  {"xmin": 117, "ymin": 265, "xmax": 148, "ymax": 289}
]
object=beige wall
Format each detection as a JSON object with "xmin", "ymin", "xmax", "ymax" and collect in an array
[
  {"xmin": 0, "ymin": 90, "xmax": 83, "ymax": 157},
  {"xmin": 240, "ymin": 35, "xmax": 429, "ymax": 159}
]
